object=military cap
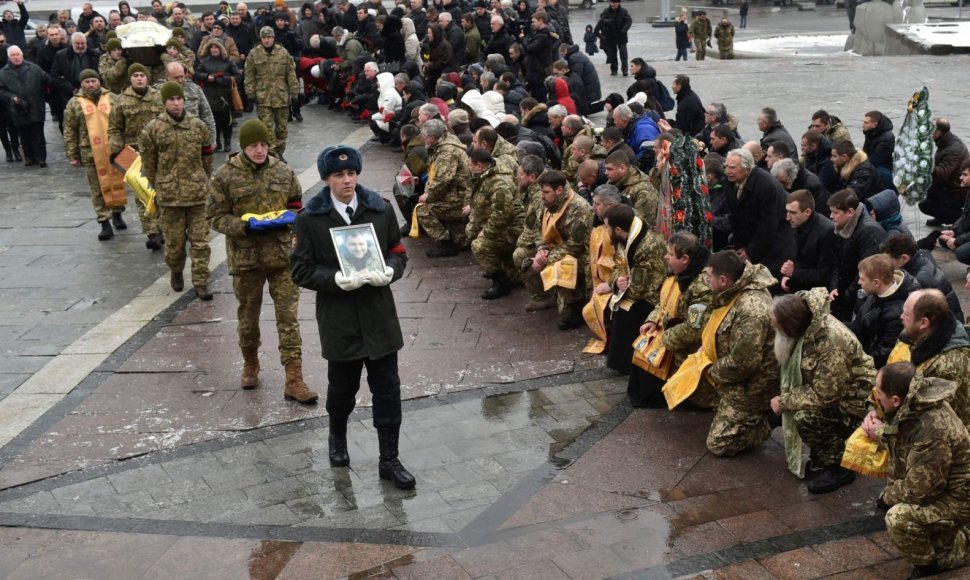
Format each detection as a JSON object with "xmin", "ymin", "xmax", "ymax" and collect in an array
[
  {"xmin": 259, "ymin": 25, "xmax": 275, "ymax": 37},
  {"xmin": 79, "ymin": 69, "xmax": 100, "ymax": 82},
  {"xmin": 239, "ymin": 119, "xmax": 273, "ymax": 149},
  {"xmin": 317, "ymin": 145, "xmax": 363, "ymax": 179},
  {"xmin": 106, "ymin": 38, "xmax": 123, "ymax": 51},
  {"xmin": 127, "ymin": 62, "xmax": 149, "ymax": 77},
  {"xmin": 160, "ymin": 80, "xmax": 184, "ymax": 101}
]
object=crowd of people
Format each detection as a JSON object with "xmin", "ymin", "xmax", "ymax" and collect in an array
[{"xmin": 1, "ymin": 0, "xmax": 970, "ymax": 575}]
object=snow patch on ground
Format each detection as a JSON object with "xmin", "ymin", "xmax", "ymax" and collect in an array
[{"xmin": 735, "ymin": 34, "xmax": 852, "ymax": 56}]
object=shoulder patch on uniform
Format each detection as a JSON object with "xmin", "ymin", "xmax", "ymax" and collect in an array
[{"xmin": 687, "ymin": 303, "xmax": 708, "ymax": 329}]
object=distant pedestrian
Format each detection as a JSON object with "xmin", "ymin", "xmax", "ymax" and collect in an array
[
  {"xmin": 674, "ymin": 14, "xmax": 690, "ymax": 61},
  {"xmin": 715, "ymin": 17, "xmax": 735, "ymax": 59},
  {"xmin": 583, "ymin": 24, "xmax": 598, "ymax": 56},
  {"xmin": 689, "ymin": 10, "xmax": 712, "ymax": 61},
  {"xmin": 594, "ymin": 0, "xmax": 632, "ymax": 76},
  {"xmin": 740, "ymin": 0, "xmax": 749, "ymax": 28},
  {"xmin": 0, "ymin": 46, "xmax": 52, "ymax": 167}
]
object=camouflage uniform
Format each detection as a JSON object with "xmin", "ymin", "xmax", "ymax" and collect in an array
[
  {"xmin": 244, "ymin": 43, "xmax": 299, "ymax": 156},
  {"xmin": 706, "ymin": 263, "xmax": 780, "ymax": 457},
  {"xmin": 108, "ymin": 85, "xmax": 164, "ymax": 236},
  {"xmin": 880, "ymin": 376, "xmax": 970, "ymax": 571},
  {"xmin": 64, "ymin": 88, "xmax": 125, "ymax": 223},
  {"xmin": 778, "ymin": 288, "xmax": 875, "ymax": 468},
  {"xmin": 160, "ymin": 52, "xmax": 196, "ymax": 77},
  {"xmin": 614, "ymin": 166, "xmax": 660, "ymax": 225},
  {"xmin": 491, "ymin": 136, "xmax": 518, "ymax": 178},
  {"xmin": 415, "ymin": 132, "xmax": 471, "ymax": 246},
  {"xmin": 520, "ymin": 190, "xmax": 594, "ymax": 319},
  {"xmin": 154, "ymin": 79, "xmax": 217, "ymax": 150},
  {"xmin": 207, "ymin": 152, "xmax": 303, "ymax": 366},
  {"xmin": 467, "ymin": 165, "xmax": 525, "ymax": 279},
  {"xmin": 513, "ymin": 180, "xmax": 545, "ymax": 300},
  {"xmin": 714, "ymin": 21, "xmax": 735, "ymax": 60},
  {"xmin": 896, "ymin": 323, "xmax": 970, "ymax": 428},
  {"xmin": 139, "ymin": 111, "xmax": 212, "ymax": 288},
  {"xmin": 612, "ymin": 223, "xmax": 666, "ymax": 307},
  {"xmin": 561, "ymin": 126, "xmax": 598, "ymax": 183},
  {"xmin": 689, "ymin": 15, "xmax": 712, "ymax": 60},
  {"xmin": 98, "ymin": 53, "xmax": 129, "ymax": 94}
]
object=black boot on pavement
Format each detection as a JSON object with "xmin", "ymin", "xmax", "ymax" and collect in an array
[
  {"xmin": 111, "ymin": 213, "xmax": 127, "ymax": 230},
  {"xmin": 170, "ymin": 271, "xmax": 184, "ymax": 292},
  {"xmin": 98, "ymin": 221, "xmax": 114, "ymax": 241},
  {"xmin": 806, "ymin": 465, "xmax": 856, "ymax": 494},
  {"xmin": 481, "ymin": 272, "xmax": 511, "ymax": 300},
  {"xmin": 13, "ymin": 148, "xmax": 21, "ymax": 162},
  {"xmin": 329, "ymin": 419, "xmax": 350, "ymax": 467},
  {"xmin": 909, "ymin": 562, "xmax": 943, "ymax": 578},
  {"xmin": 377, "ymin": 425, "xmax": 416, "ymax": 489},
  {"xmin": 426, "ymin": 240, "xmax": 459, "ymax": 258}
]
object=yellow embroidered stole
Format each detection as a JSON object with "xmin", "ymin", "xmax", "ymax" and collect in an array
[
  {"xmin": 887, "ymin": 341, "xmax": 912, "ymax": 366},
  {"xmin": 540, "ymin": 192, "xmax": 578, "ymax": 290},
  {"xmin": 83, "ymin": 93, "xmax": 126, "ymax": 207},
  {"xmin": 841, "ymin": 386, "xmax": 889, "ymax": 478},
  {"xmin": 582, "ymin": 225, "xmax": 617, "ymax": 353},
  {"xmin": 632, "ymin": 276, "xmax": 682, "ymax": 378}
]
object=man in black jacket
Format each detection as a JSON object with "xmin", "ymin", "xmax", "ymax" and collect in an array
[
  {"xmin": 725, "ymin": 147, "xmax": 795, "ymax": 281},
  {"xmin": 882, "ymin": 233, "xmax": 965, "ymax": 321},
  {"xmin": 832, "ymin": 139, "xmax": 882, "ymax": 200},
  {"xmin": 862, "ymin": 110, "xmax": 894, "ymax": 187},
  {"xmin": 802, "ymin": 129, "xmax": 840, "ymax": 196},
  {"xmin": 594, "ymin": 0, "xmax": 631, "ymax": 77},
  {"xmin": 290, "ymin": 145, "xmax": 416, "ymax": 490},
  {"xmin": 936, "ymin": 160, "xmax": 970, "ymax": 263},
  {"xmin": 758, "ymin": 106, "xmax": 797, "ymax": 159},
  {"xmin": 485, "ymin": 16, "xmax": 512, "ymax": 63},
  {"xmin": 827, "ymin": 188, "xmax": 888, "ymax": 321},
  {"xmin": 781, "ymin": 189, "xmax": 835, "ymax": 293},
  {"xmin": 521, "ymin": 11, "xmax": 557, "ymax": 101},
  {"xmin": 672, "ymin": 74, "xmax": 705, "ymax": 138},
  {"xmin": 920, "ymin": 119, "xmax": 970, "ymax": 226},
  {"xmin": 50, "ymin": 32, "xmax": 100, "ymax": 130},
  {"xmin": 0, "ymin": 0, "xmax": 29, "ymax": 49}
]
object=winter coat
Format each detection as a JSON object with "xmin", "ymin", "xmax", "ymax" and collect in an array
[
  {"xmin": 0, "ymin": 3, "xmax": 28, "ymax": 48},
  {"xmin": 715, "ymin": 21, "xmax": 734, "ymax": 50},
  {"xmin": 862, "ymin": 114, "xmax": 894, "ymax": 171},
  {"xmin": 298, "ymin": 6, "xmax": 324, "ymax": 48},
  {"xmin": 138, "ymin": 111, "xmax": 210, "ymax": 206},
  {"xmin": 482, "ymin": 90, "xmax": 505, "ymax": 118},
  {"xmin": 206, "ymin": 151, "xmax": 302, "ymax": 274},
  {"xmin": 760, "ymin": 122, "xmax": 798, "ymax": 159},
  {"xmin": 444, "ymin": 22, "xmax": 465, "ymax": 62},
  {"xmin": 950, "ymin": 191, "xmax": 970, "ymax": 244},
  {"xmin": 98, "ymin": 53, "xmax": 129, "ymax": 95},
  {"xmin": 564, "ymin": 44, "xmax": 601, "ymax": 102},
  {"xmin": 803, "ymin": 137, "xmax": 840, "ymax": 205},
  {"xmin": 595, "ymin": 4, "xmax": 632, "ymax": 46},
  {"xmin": 549, "ymin": 77, "xmax": 576, "ymax": 115},
  {"xmin": 901, "ymin": 250, "xmax": 965, "ymax": 321},
  {"xmin": 291, "ymin": 185, "xmax": 407, "ymax": 362},
  {"xmin": 839, "ymin": 150, "xmax": 883, "ymax": 200},
  {"xmin": 622, "ymin": 113, "xmax": 660, "ymax": 166},
  {"xmin": 932, "ymin": 131, "xmax": 970, "ymax": 198},
  {"xmin": 864, "ymin": 188, "xmax": 912, "ymax": 239},
  {"xmin": 779, "ymin": 288, "xmax": 874, "ymax": 418},
  {"xmin": 830, "ymin": 204, "xmax": 888, "ymax": 296},
  {"xmin": 880, "ymin": 375, "xmax": 970, "ymax": 512},
  {"xmin": 245, "ymin": 43, "xmax": 299, "ymax": 108},
  {"xmin": 0, "ymin": 60, "xmax": 52, "ymax": 126},
  {"xmin": 903, "ymin": 319, "xmax": 970, "ymax": 426},
  {"xmin": 372, "ymin": 72, "xmax": 402, "ymax": 132},
  {"xmin": 464, "ymin": 23, "xmax": 482, "ymax": 64},
  {"xmin": 108, "ymin": 85, "xmax": 164, "ymax": 153},
  {"xmin": 788, "ymin": 211, "xmax": 836, "ymax": 293},
  {"xmin": 791, "ymin": 166, "xmax": 830, "ymax": 211},
  {"xmin": 50, "ymin": 46, "xmax": 101, "ymax": 98},
  {"xmin": 848, "ymin": 269, "xmax": 918, "ymax": 368},
  {"xmin": 674, "ymin": 86, "xmax": 705, "ymax": 138},
  {"xmin": 226, "ymin": 22, "xmax": 256, "ymax": 57},
  {"xmin": 425, "ymin": 29, "xmax": 455, "ymax": 83},
  {"xmin": 688, "ymin": 15, "xmax": 712, "ymax": 41},
  {"xmin": 461, "ymin": 89, "xmax": 499, "ymax": 127},
  {"xmin": 195, "ymin": 44, "xmax": 241, "ymax": 114},
  {"xmin": 401, "ymin": 17, "xmax": 422, "ymax": 64},
  {"xmin": 380, "ymin": 16, "xmax": 407, "ymax": 65},
  {"xmin": 584, "ymin": 29, "xmax": 598, "ymax": 55},
  {"xmin": 726, "ymin": 167, "xmax": 797, "ymax": 279},
  {"xmin": 484, "ymin": 28, "xmax": 512, "ymax": 63},
  {"xmin": 674, "ymin": 21, "xmax": 690, "ymax": 49},
  {"xmin": 522, "ymin": 26, "xmax": 558, "ymax": 73}
]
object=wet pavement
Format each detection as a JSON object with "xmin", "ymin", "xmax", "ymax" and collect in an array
[{"xmin": 2, "ymin": 2, "xmax": 970, "ymax": 578}]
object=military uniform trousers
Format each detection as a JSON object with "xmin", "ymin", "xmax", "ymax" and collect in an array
[
  {"xmin": 516, "ymin": 254, "xmax": 587, "ymax": 317},
  {"xmin": 694, "ymin": 38, "xmax": 707, "ymax": 60},
  {"xmin": 718, "ymin": 47, "xmax": 734, "ymax": 60},
  {"xmin": 471, "ymin": 236, "xmax": 518, "ymax": 280},
  {"xmin": 158, "ymin": 204, "xmax": 210, "ymax": 288},
  {"xmin": 415, "ymin": 202, "xmax": 467, "ymax": 246},
  {"xmin": 327, "ymin": 352, "xmax": 402, "ymax": 429},
  {"xmin": 256, "ymin": 105, "xmax": 290, "ymax": 156},
  {"xmin": 886, "ymin": 499, "xmax": 970, "ymax": 569},
  {"xmin": 85, "ymin": 164, "xmax": 126, "ymax": 222},
  {"xmin": 512, "ymin": 245, "xmax": 546, "ymax": 301},
  {"xmin": 133, "ymin": 184, "xmax": 159, "ymax": 235},
  {"xmin": 232, "ymin": 268, "xmax": 302, "ymax": 366},
  {"xmin": 793, "ymin": 406, "xmax": 859, "ymax": 469},
  {"xmin": 707, "ymin": 381, "xmax": 774, "ymax": 457}
]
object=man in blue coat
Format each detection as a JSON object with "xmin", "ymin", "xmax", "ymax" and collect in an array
[{"xmin": 291, "ymin": 144, "xmax": 416, "ymax": 490}]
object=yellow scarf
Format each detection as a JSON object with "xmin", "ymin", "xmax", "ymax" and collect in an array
[
  {"xmin": 83, "ymin": 92, "xmax": 126, "ymax": 207},
  {"xmin": 581, "ymin": 225, "xmax": 617, "ymax": 353},
  {"xmin": 841, "ymin": 386, "xmax": 889, "ymax": 478},
  {"xmin": 540, "ymin": 191, "xmax": 578, "ymax": 291},
  {"xmin": 631, "ymin": 276, "xmax": 681, "ymax": 378},
  {"xmin": 662, "ymin": 291, "xmax": 741, "ymax": 410}
]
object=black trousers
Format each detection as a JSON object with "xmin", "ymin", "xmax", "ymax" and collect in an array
[
  {"xmin": 19, "ymin": 122, "xmax": 46, "ymax": 163},
  {"xmin": 606, "ymin": 300, "xmax": 653, "ymax": 375},
  {"xmin": 919, "ymin": 184, "xmax": 965, "ymax": 225},
  {"xmin": 0, "ymin": 113, "xmax": 18, "ymax": 154},
  {"xmin": 603, "ymin": 43, "xmax": 629, "ymax": 74},
  {"xmin": 326, "ymin": 351, "xmax": 402, "ymax": 428}
]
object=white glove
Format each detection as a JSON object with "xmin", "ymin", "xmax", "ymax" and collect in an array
[
  {"xmin": 368, "ymin": 266, "xmax": 394, "ymax": 287},
  {"xmin": 335, "ymin": 270, "xmax": 369, "ymax": 291}
]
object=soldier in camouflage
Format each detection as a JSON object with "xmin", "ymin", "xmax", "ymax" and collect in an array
[
  {"xmin": 865, "ymin": 363, "xmax": 970, "ymax": 578},
  {"xmin": 97, "ymin": 38, "xmax": 128, "ymax": 94},
  {"xmin": 466, "ymin": 148, "xmax": 525, "ymax": 300},
  {"xmin": 564, "ymin": 135, "xmax": 607, "ymax": 185},
  {"xmin": 159, "ymin": 62, "xmax": 217, "ymax": 175},
  {"xmin": 895, "ymin": 289, "xmax": 970, "ymax": 427},
  {"xmin": 415, "ymin": 119, "xmax": 471, "ymax": 258},
  {"xmin": 519, "ymin": 170, "xmax": 594, "ymax": 330},
  {"xmin": 206, "ymin": 119, "xmax": 318, "ymax": 404},
  {"xmin": 108, "ymin": 63, "xmax": 165, "ymax": 250},
  {"xmin": 769, "ymin": 288, "xmax": 875, "ymax": 493},
  {"xmin": 139, "ymin": 81, "xmax": 214, "ymax": 300},
  {"xmin": 512, "ymin": 155, "xmax": 551, "ymax": 310},
  {"xmin": 605, "ymin": 150, "xmax": 660, "ymax": 225},
  {"xmin": 560, "ymin": 116, "xmax": 595, "ymax": 183},
  {"xmin": 704, "ymin": 251, "xmax": 780, "ymax": 457},
  {"xmin": 244, "ymin": 26, "xmax": 299, "ymax": 157},
  {"xmin": 64, "ymin": 69, "xmax": 126, "ymax": 241},
  {"xmin": 470, "ymin": 126, "xmax": 518, "ymax": 178}
]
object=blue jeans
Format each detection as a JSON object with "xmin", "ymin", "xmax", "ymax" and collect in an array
[
  {"xmin": 675, "ymin": 47, "xmax": 688, "ymax": 61},
  {"xmin": 740, "ymin": 14, "xmax": 747, "ymax": 28}
]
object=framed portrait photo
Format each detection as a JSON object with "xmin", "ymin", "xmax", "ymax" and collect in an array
[{"xmin": 330, "ymin": 223, "xmax": 387, "ymax": 277}]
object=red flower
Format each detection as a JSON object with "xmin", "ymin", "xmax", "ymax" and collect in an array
[
  {"xmin": 700, "ymin": 184, "xmax": 709, "ymax": 195},
  {"xmin": 670, "ymin": 166, "xmax": 679, "ymax": 177},
  {"xmin": 673, "ymin": 187, "xmax": 682, "ymax": 200},
  {"xmin": 696, "ymin": 158, "xmax": 704, "ymax": 170},
  {"xmin": 674, "ymin": 210, "xmax": 685, "ymax": 223},
  {"xmin": 705, "ymin": 211, "xmax": 713, "ymax": 222}
]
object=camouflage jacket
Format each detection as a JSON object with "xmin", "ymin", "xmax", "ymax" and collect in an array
[
  {"xmin": 714, "ymin": 23, "xmax": 734, "ymax": 49},
  {"xmin": 779, "ymin": 287, "xmax": 874, "ymax": 418},
  {"xmin": 901, "ymin": 322, "xmax": 970, "ymax": 427},
  {"xmin": 615, "ymin": 166, "xmax": 659, "ymax": 224},
  {"xmin": 207, "ymin": 152, "xmax": 302, "ymax": 274},
  {"xmin": 880, "ymin": 376, "xmax": 970, "ymax": 507},
  {"xmin": 425, "ymin": 132, "xmax": 471, "ymax": 217},
  {"xmin": 516, "ymin": 180, "xmax": 543, "ymax": 251},
  {"xmin": 153, "ymin": 79, "xmax": 217, "ymax": 148},
  {"xmin": 491, "ymin": 135, "xmax": 518, "ymax": 179},
  {"xmin": 244, "ymin": 43, "xmax": 299, "ymax": 107},
  {"xmin": 560, "ymin": 125, "xmax": 594, "ymax": 182},
  {"xmin": 648, "ymin": 253, "xmax": 713, "ymax": 362},
  {"xmin": 612, "ymin": 220, "xmax": 666, "ymax": 306},
  {"xmin": 160, "ymin": 52, "xmax": 196, "ymax": 77},
  {"xmin": 98, "ymin": 53, "xmax": 129, "ymax": 95},
  {"xmin": 139, "ymin": 111, "xmax": 211, "ymax": 206},
  {"xmin": 541, "ymin": 190, "xmax": 593, "ymax": 266},
  {"xmin": 63, "ymin": 89, "xmax": 116, "ymax": 166},
  {"xmin": 707, "ymin": 263, "xmax": 779, "ymax": 392},
  {"xmin": 689, "ymin": 16, "xmax": 712, "ymax": 40},
  {"xmin": 108, "ymin": 85, "xmax": 164, "ymax": 154},
  {"xmin": 466, "ymin": 165, "xmax": 524, "ymax": 246}
]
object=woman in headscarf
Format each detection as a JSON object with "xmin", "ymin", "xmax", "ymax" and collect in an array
[
  {"xmin": 298, "ymin": 2, "xmax": 322, "ymax": 48},
  {"xmin": 423, "ymin": 24, "xmax": 455, "ymax": 88},
  {"xmin": 401, "ymin": 17, "xmax": 422, "ymax": 65},
  {"xmin": 194, "ymin": 39, "xmax": 241, "ymax": 152}
]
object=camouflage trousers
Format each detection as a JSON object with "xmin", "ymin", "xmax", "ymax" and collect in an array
[
  {"xmin": 694, "ymin": 38, "xmax": 708, "ymax": 60},
  {"xmin": 718, "ymin": 48, "xmax": 734, "ymax": 60},
  {"xmin": 512, "ymin": 245, "xmax": 545, "ymax": 301},
  {"xmin": 257, "ymin": 105, "xmax": 289, "ymax": 156},
  {"xmin": 232, "ymin": 268, "xmax": 302, "ymax": 366},
  {"xmin": 514, "ymin": 248, "xmax": 586, "ymax": 316},
  {"xmin": 158, "ymin": 204, "xmax": 210, "ymax": 288},
  {"xmin": 793, "ymin": 406, "xmax": 859, "ymax": 468},
  {"xmin": 85, "ymin": 165, "xmax": 125, "ymax": 222},
  {"xmin": 471, "ymin": 235, "xmax": 519, "ymax": 280},
  {"xmin": 707, "ymin": 382, "xmax": 774, "ymax": 457},
  {"xmin": 886, "ymin": 500, "xmax": 970, "ymax": 568},
  {"xmin": 132, "ymin": 184, "xmax": 159, "ymax": 235},
  {"xmin": 415, "ymin": 202, "xmax": 467, "ymax": 246}
]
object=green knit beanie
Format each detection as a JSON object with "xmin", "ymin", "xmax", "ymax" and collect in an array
[
  {"xmin": 127, "ymin": 62, "xmax": 148, "ymax": 78},
  {"xmin": 165, "ymin": 38, "xmax": 181, "ymax": 49},
  {"xmin": 106, "ymin": 38, "xmax": 122, "ymax": 52},
  {"xmin": 239, "ymin": 119, "xmax": 273, "ymax": 149},
  {"xmin": 160, "ymin": 81, "xmax": 184, "ymax": 101},
  {"xmin": 79, "ymin": 69, "xmax": 100, "ymax": 82},
  {"xmin": 171, "ymin": 26, "xmax": 186, "ymax": 38}
]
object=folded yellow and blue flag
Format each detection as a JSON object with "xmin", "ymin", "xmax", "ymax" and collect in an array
[{"xmin": 240, "ymin": 210, "xmax": 297, "ymax": 231}]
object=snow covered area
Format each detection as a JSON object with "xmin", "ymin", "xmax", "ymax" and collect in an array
[
  {"xmin": 735, "ymin": 34, "xmax": 852, "ymax": 56},
  {"xmin": 899, "ymin": 22, "xmax": 970, "ymax": 47}
]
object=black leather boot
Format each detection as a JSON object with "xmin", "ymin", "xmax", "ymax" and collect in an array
[
  {"xmin": 98, "ymin": 220, "xmax": 114, "ymax": 241},
  {"xmin": 329, "ymin": 419, "xmax": 350, "ymax": 467},
  {"xmin": 111, "ymin": 213, "xmax": 127, "ymax": 230},
  {"xmin": 377, "ymin": 425, "xmax": 415, "ymax": 489},
  {"xmin": 481, "ymin": 272, "xmax": 511, "ymax": 300}
]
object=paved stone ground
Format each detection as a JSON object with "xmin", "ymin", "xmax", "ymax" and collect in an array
[{"xmin": 2, "ymin": 1, "xmax": 970, "ymax": 578}]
